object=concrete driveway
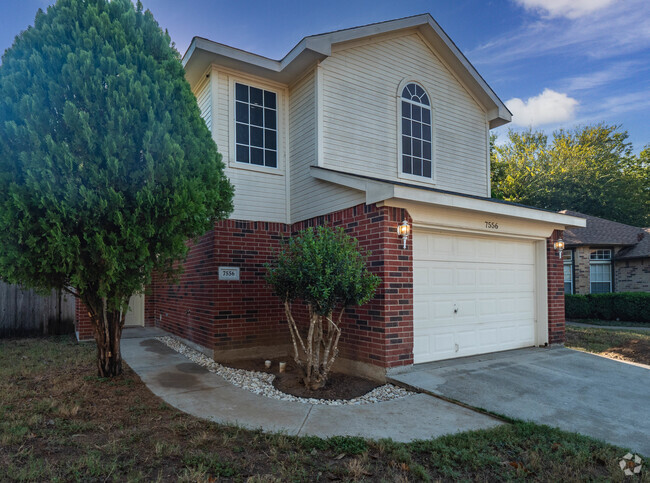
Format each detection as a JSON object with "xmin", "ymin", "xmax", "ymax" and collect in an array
[{"xmin": 390, "ymin": 347, "xmax": 650, "ymax": 456}]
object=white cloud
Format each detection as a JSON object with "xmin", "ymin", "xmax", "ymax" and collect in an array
[
  {"xmin": 470, "ymin": 0, "xmax": 650, "ymax": 65},
  {"xmin": 560, "ymin": 61, "xmax": 647, "ymax": 92},
  {"xmin": 506, "ymin": 89, "xmax": 579, "ymax": 127},
  {"xmin": 514, "ymin": 0, "xmax": 617, "ymax": 19}
]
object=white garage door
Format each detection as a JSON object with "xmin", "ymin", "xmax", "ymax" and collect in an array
[{"xmin": 413, "ymin": 230, "xmax": 536, "ymax": 363}]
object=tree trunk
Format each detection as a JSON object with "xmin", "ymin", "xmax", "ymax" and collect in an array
[{"xmin": 84, "ymin": 296, "xmax": 127, "ymax": 377}]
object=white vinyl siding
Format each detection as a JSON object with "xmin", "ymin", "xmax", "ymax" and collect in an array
[
  {"xmin": 289, "ymin": 70, "xmax": 364, "ymax": 222},
  {"xmin": 194, "ymin": 77, "xmax": 212, "ymax": 132},
  {"xmin": 211, "ymin": 69, "xmax": 288, "ymax": 223},
  {"xmin": 320, "ymin": 33, "xmax": 489, "ymax": 196}
]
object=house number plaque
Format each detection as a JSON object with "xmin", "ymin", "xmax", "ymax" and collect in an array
[
  {"xmin": 218, "ymin": 267, "xmax": 240, "ymax": 281},
  {"xmin": 484, "ymin": 221, "xmax": 499, "ymax": 229}
]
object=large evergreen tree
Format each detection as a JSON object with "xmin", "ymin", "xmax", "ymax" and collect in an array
[
  {"xmin": 0, "ymin": 0, "xmax": 233, "ymax": 376},
  {"xmin": 491, "ymin": 125, "xmax": 649, "ymax": 226}
]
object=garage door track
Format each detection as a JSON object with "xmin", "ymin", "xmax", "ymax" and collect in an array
[{"xmin": 390, "ymin": 348, "xmax": 650, "ymax": 456}]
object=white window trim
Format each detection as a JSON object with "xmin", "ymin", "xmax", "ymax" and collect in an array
[
  {"xmin": 228, "ymin": 75, "xmax": 285, "ymax": 176},
  {"xmin": 563, "ymin": 250, "xmax": 573, "ymax": 294},
  {"xmin": 396, "ymin": 79, "xmax": 436, "ymax": 185},
  {"xmin": 589, "ymin": 249, "xmax": 612, "ymax": 294}
]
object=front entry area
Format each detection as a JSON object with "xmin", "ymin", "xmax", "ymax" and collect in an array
[
  {"xmin": 413, "ymin": 230, "xmax": 537, "ymax": 363},
  {"xmin": 124, "ymin": 294, "xmax": 145, "ymax": 327}
]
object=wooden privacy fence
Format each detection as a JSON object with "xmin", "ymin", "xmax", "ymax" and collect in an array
[{"xmin": 0, "ymin": 281, "xmax": 75, "ymax": 337}]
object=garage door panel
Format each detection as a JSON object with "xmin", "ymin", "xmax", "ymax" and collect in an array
[{"xmin": 413, "ymin": 231, "xmax": 537, "ymax": 363}]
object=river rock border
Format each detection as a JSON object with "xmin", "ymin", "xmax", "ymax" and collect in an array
[{"xmin": 156, "ymin": 336, "xmax": 413, "ymax": 406}]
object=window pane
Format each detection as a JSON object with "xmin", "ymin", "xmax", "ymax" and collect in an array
[
  {"xmin": 236, "ymin": 122, "xmax": 249, "ymax": 144},
  {"xmin": 265, "ymin": 129, "xmax": 276, "ymax": 150},
  {"xmin": 236, "ymin": 144, "xmax": 249, "ymax": 163},
  {"xmin": 421, "ymin": 93, "xmax": 430, "ymax": 106},
  {"xmin": 412, "ymin": 122, "xmax": 421, "ymax": 139},
  {"xmin": 412, "ymin": 139, "xmax": 422, "ymax": 157},
  {"xmin": 264, "ymin": 91, "xmax": 276, "ymax": 109},
  {"xmin": 250, "ymin": 126, "xmax": 263, "ymax": 147},
  {"xmin": 264, "ymin": 108, "xmax": 276, "ymax": 130},
  {"xmin": 422, "ymin": 108, "xmax": 431, "ymax": 125},
  {"xmin": 412, "ymin": 105, "xmax": 421, "ymax": 121},
  {"xmin": 422, "ymin": 160, "xmax": 431, "ymax": 178},
  {"xmin": 235, "ymin": 83, "xmax": 248, "ymax": 102},
  {"xmin": 412, "ymin": 158, "xmax": 422, "ymax": 176},
  {"xmin": 402, "ymin": 136, "xmax": 411, "ymax": 155},
  {"xmin": 564, "ymin": 282, "xmax": 572, "ymax": 294},
  {"xmin": 403, "ymin": 155, "xmax": 412, "ymax": 174},
  {"xmin": 423, "ymin": 141, "xmax": 431, "ymax": 160},
  {"xmin": 265, "ymin": 149, "xmax": 277, "ymax": 168},
  {"xmin": 422, "ymin": 124, "xmax": 431, "ymax": 141},
  {"xmin": 235, "ymin": 102, "xmax": 248, "ymax": 123},
  {"xmin": 250, "ymin": 87, "xmax": 263, "ymax": 106},
  {"xmin": 402, "ymin": 118, "xmax": 411, "ymax": 136},
  {"xmin": 591, "ymin": 282, "xmax": 610, "ymax": 294},
  {"xmin": 250, "ymin": 106, "xmax": 263, "ymax": 126},
  {"xmin": 250, "ymin": 147, "xmax": 264, "ymax": 165},
  {"xmin": 401, "ymin": 101, "xmax": 410, "ymax": 118},
  {"xmin": 415, "ymin": 84, "xmax": 425, "ymax": 99}
]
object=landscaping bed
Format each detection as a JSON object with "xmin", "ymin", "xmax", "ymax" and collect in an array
[
  {"xmin": 566, "ymin": 326, "xmax": 650, "ymax": 366},
  {"xmin": 0, "ymin": 336, "xmax": 646, "ymax": 481}
]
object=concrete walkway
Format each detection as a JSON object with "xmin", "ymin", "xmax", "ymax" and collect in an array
[
  {"xmin": 567, "ymin": 321, "xmax": 650, "ymax": 331},
  {"xmin": 389, "ymin": 347, "xmax": 650, "ymax": 455},
  {"xmin": 120, "ymin": 328, "xmax": 502, "ymax": 442}
]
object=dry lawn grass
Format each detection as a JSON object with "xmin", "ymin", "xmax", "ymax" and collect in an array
[{"xmin": 0, "ymin": 336, "xmax": 646, "ymax": 481}]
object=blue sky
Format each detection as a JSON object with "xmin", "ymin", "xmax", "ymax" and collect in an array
[{"xmin": 1, "ymin": 0, "xmax": 649, "ymax": 151}]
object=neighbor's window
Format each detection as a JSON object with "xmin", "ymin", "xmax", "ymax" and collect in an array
[
  {"xmin": 589, "ymin": 249, "xmax": 612, "ymax": 294},
  {"xmin": 401, "ymin": 83, "xmax": 432, "ymax": 179},
  {"xmin": 563, "ymin": 250, "xmax": 573, "ymax": 294},
  {"xmin": 234, "ymin": 82, "xmax": 277, "ymax": 168}
]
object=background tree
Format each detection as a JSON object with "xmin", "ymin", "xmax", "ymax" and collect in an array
[
  {"xmin": 491, "ymin": 125, "xmax": 649, "ymax": 226},
  {"xmin": 266, "ymin": 226, "xmax": 380, "ymax": 390},
  {"xmin": 0, "ymin": 0, "xmax": 233, "ymax": 376}
]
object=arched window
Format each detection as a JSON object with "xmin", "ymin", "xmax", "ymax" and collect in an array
[{"xmin": 400, "ymin": 83, "xmax": 432, "ymax": 179}]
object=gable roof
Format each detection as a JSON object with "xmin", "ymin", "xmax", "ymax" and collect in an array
[
  {"xmin": 182, "ymin": 14, "xmax": 511, "ymax": 128},
  {"xmin": 559, "ymin": 210, "xmax": 650, "ymax": 259}
]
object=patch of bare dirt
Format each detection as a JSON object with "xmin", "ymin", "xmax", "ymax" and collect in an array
[
  {"xmin": 601, "ymin": 338, "xmax": 650, "ymax": 366},
  {"xmin": 221, "ymin": 356, "xmax": 381, "ymax": 400}
]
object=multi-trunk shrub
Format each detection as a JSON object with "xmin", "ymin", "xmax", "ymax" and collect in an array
[{"xmin": 565, "ymin": 292, "xmax": 650, "ymax": 322}]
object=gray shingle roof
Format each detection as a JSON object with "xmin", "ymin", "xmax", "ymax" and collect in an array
[{"xmin": 558, "ymin": 210, "xmax": 649, "ymax": 259}]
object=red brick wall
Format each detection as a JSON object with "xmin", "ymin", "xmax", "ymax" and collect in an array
[
  {"xmin": 147, "ymin": 203, "xmax": 413, "ymax": 368},
  {"xmin": 547, "ymin": 230, "xmax": 566, "ymax": 344},
  {"xmin": 75, "ymin": 299, "xmax": 94, "ymax": 341}
]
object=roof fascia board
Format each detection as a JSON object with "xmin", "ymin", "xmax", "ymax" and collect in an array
[{"xmin": 310, "ymin": 166, "xmax": 586, "ymax": 228}]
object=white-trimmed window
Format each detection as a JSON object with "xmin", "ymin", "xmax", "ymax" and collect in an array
[
  {"xmin": 589, "ymin": 249, "xmax": 612, "ymax": 294},
  {"xmin": 234, "ymin": 82, "xmax": 277, "ymax": 168},
  {"xmin": 400, "ymin": 83, "xmax": 433, "ymax": 179},
  {"xmin": 563, "ymin": 250, "xmax": 573, "ymax": 294}
]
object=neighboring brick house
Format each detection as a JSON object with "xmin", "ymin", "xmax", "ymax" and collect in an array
[
  {"xmin": 560, "ymin": 210, "xmax": 650, "ymax": 295},
  {"xmin": 76, "ymin": 14, "xmax": 585, "ymax": 378}
]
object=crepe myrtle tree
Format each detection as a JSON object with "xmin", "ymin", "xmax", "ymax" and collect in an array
[
  {"xmin": 266, "ymin": 226, "xmax": 381, "ymax": 390},
  {"xmin": 0, "ymin": 0, "xmax": 233, "ymax": 377}
]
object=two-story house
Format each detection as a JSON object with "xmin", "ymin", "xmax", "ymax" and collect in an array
[{"xmin": 75, "ymin": 15, "xmax": 585, "ymax": 379}]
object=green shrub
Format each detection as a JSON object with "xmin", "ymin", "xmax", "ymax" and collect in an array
[{"xmin": 565, "ymin": 292, "xmax": 650, "ymax": 322}]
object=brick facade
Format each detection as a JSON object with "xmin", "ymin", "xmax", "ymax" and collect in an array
[
  {"xmin": 615, "ymin": 258, "xmax": 650, "ymax": 292},
  {"xmin": 146, "ymin": 203, "xmax": 413, "ymax": 369},
  {"xmin": 75, "ymin": 204, "xmax": 563, "ymax": 366},
  {"xmin": 547, "ymin": 230, "xmax": 566, "ymax": 345}
]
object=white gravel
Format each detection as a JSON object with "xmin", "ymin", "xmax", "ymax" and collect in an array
[{"xmin": 156, "ymin": 335, "xmax": 414, "ymax": 405}]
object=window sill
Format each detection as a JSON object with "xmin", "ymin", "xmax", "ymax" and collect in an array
[
  {"xmin": 227, "ymin": 160, "xmax": 284, "ymax": 176},
  {"xmin": 398, "ymin": 171, "xmax": 436, "ymax": 185}
]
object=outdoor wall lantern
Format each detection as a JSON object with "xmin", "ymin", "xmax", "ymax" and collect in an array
[
  {"xmin": 397, "ymin": 219, "xmax": 411, "ymax": 249},
  {"xmin": 553, "ymin": 238, "xmax": 565, "ymax": 259}
]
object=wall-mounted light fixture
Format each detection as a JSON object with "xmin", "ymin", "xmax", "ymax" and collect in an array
[
  {"xmin": 553, "ymin": 238, "xmax": 565, "ymax": 259},
  {"xmin": 397, "ymin": 219, "xmax": 410, "ymax": 249}
]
